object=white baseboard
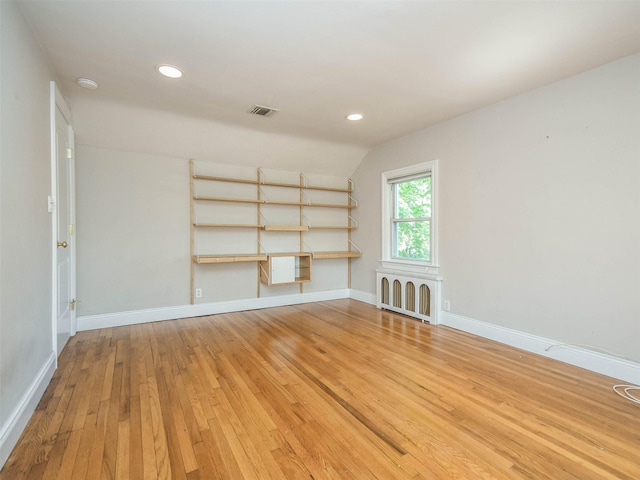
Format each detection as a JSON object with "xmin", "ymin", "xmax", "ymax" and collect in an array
[
  {"xmin": 78, "ymin": 289, "xmax": 351, "ymax": 331},
  {"xmin": 0, "ymin": 352, "xmax": 56, "ymax": 469},
  {"xmin": 79, "ymin": 292, "xmax": 639, "ymax": 384},
  {"xmin": 349, "ymin": 289, "xmax": 376, "ymax": 305},
  {"xmin": 440, "ymin": 312, "xmax": 640, "ymax": 385}
]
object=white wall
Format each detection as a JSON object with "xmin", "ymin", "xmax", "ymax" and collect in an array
[
  {"xmin": 352, "ymin": 54, "xmax": 640, "ymax": 362},
  {"xmin": 0, "ymin": 1, "xmax": 56, "ymax": 464},
  {"xmin": 75, "ymin": 149, "xmax": 354, "ymax": 317},
  {"xmin": 76, "ymin": 146, "xmax": 191, "ymax": 315}
]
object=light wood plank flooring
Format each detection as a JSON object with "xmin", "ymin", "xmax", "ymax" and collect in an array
[{"xmin": 1, "ymin": 299, "xmax": 638, "ymax": 479}]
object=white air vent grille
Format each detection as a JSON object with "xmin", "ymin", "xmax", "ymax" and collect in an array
[{"xmin": 249, "ymin": 104, "xmax": 280, "ymax": 117}]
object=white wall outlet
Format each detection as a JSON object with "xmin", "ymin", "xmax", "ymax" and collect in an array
[
  {"xmin": 195, "ymin": 288, "xmax": 202, "ymax": 298},
  {"xmin": 443, "ymin": 299, "xmax": 451, "ymax": 312}
]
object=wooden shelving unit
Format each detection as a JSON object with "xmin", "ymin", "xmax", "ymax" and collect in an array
[{"xmin": 189, "ymin": 161, "xmax": 360, "ymax": 303}]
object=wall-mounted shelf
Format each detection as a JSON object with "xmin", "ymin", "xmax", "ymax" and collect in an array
[
  {"xmin": 193, "ymin": 223, "xmax": 309, "ymax": 231},
  {"xmin": 194, "ymin": 195, "xmax": 261, "ymax": 204},
  {"xmin": 193, "ymin": 254, "xmax": 268, "ymax": 264},
  {"xmin": 308, "ymin": 225, "xmax": 357, "ymax": 230},
  {"xmin": 194, "ymin": 196, "xmax": 356, "ymax": 209},
  {"xmin": 192, "ymin": 174, "xmax": 259, "ymax": 186},
  {"xmin": 306, "ymin": 201, "xmax": 356, "ymax": 209},
  {"xmin": 312, "ymin": 251, "xmax": 362, "ymax": 259},
  {"xmin": 194, "ymin": 223, "xmax": 262, "ymax": 228},
  {"xmin": 263, "ymin": 225, "xmax": 309, "ymax": 231},
  {"xmin": 189, "ymin": 161, "xmax": 360, "ymax": 303},
  {"xmin": 193, "ymin": 173, "xmax": 353, "ymax": 193}
]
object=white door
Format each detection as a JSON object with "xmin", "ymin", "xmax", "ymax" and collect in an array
[{"xmin": 52, "ymin": 84, "xmax": 76, "ymax": 356}]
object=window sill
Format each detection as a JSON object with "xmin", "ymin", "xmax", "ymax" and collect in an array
[{"xmin": 379, "ymin": 260, "xmax": 440, "ymax": 277}]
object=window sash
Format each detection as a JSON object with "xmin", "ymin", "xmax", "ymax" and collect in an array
[
  {"xmin": 392, "ymin": 219, "xmax": 431, "ymax": 261},
  {"xmin": 391, "ymin": 175, "xmax": 432, "ymax": 261},
  {"xmin": 392, "ymin": 175, "xmax": 432, "ymax": 221}
]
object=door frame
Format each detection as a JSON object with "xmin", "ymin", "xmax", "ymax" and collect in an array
[{"xmin": 50, "ymin": 81, "xmax": 76, "ymax": 360}]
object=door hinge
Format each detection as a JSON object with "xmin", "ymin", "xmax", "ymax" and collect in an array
[
  {"xmin": 67, "ymin": 148, "xmax": 74, "ymax": 159},
  {"xmin": 69, "ymin": 224, "xmax": 75, "ymax": 235},
  {"xmin": 70, "ymin": 299, "xmax": 76, "ymax": 311}
]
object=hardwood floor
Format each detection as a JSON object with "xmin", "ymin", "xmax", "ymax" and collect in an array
[{"xmin": 1, "ymin": 299, "xmax": 638, "ymax": 479}]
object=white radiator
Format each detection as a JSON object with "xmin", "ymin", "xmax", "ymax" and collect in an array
[{"xmin": 376, "ymin": 269, "xmax": 442, "ymax": 324}]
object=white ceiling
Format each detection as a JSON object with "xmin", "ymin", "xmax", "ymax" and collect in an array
[{"xmin": 19, "ymin": 1, "xmax": 640, "ymax": 149}]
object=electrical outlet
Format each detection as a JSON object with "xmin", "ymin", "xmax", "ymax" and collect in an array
[
  {"xmin": 195, "ymin": 288, "xmax": 202, "ymax": 298},
  {"xmin": 443, "ymin": 300, "xmax": 451, "ymax": 312}
]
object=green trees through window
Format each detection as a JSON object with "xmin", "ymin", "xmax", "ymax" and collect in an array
[{"xmin": 393, "ymin": 176, "xmax": 432, "ymax": 261}]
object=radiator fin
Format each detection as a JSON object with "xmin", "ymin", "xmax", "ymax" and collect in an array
[
  {"xmin": 381, "ymin": 277, "xmax": 389, "ymax": 305},
  {"xmin": 405, "ymin": 282, "xmax": 416, "ymax": 312},
  {"xmin": 393, "ymin": 280, "xmax": 402, "ymax": 308},
  {"xmin": 419, "ymin": 284, "xmax": 431, "ymax": 316}
]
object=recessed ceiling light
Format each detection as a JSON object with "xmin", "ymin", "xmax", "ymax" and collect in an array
[
  {"xmin": 157, "ymin": 64, "xmax": 183, "ymax": 78},
  {"xmin": 346, "ymin": 113, "xmax": 364, "ymax": 121},
  {"xmin": 76, "ymin": 77, "xmax": 98, "ymax": 90}
]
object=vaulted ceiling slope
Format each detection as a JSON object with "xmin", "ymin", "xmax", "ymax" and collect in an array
[{"xmin": 19, "ymin": 1, "xmax": 640, "ymax": 149}]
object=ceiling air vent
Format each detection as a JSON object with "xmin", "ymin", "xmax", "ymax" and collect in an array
[{"xmin": 249, "ymin": 104, "xmax": 280, "ymax": 117}]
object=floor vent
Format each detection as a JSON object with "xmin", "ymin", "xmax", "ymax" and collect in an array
[{"xmin": 376, "ymin": 270, "xmax": 442, "ymax": 323}]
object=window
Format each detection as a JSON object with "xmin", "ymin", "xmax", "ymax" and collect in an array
[
  {"xmin": 392, "ymin": 174, "xmax": 432, "ymax": 260},
  {"xmin": 381, "ymin": 160, "xmax": 438, "ymax": 271}
]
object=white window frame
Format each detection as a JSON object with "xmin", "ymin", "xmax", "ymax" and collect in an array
[{"xmin": 381, "ymin": 160, "xmax": 439, "ymax": 274}]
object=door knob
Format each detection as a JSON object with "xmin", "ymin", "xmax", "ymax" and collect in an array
[{"xmin": 57, "ymin": 241, "xmax": 68, "ymax": 248}]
